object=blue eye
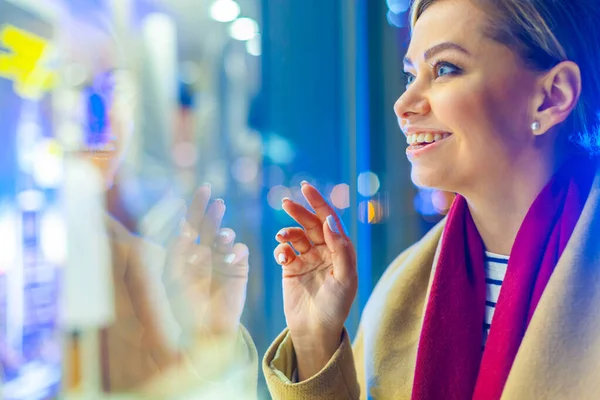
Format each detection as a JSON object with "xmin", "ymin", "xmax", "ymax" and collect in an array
[
  {"xmin": 434, "ymin": 62, "xmax": 461, "ymax": 78},
  {"xmin": 404, "ymin": 72, "xmax": 416, "ymax": 87}
]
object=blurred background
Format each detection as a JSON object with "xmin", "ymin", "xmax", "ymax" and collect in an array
[{"xmin": 0, "ymin": 0, "xmax": 453, "ymax": 398}]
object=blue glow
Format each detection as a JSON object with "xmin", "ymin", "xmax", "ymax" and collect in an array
[{"xmin": 386, "ymin": 0, "xmax": 411, "ymax": 14}]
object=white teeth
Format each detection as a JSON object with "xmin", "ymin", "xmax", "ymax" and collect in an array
[
  {"xmin": 406, "ymin": 132, "xmax": 452, "ymax": 145},
  {"xmin": 83, "ymin": 142, "xmax": 117, "ymax": 152}
]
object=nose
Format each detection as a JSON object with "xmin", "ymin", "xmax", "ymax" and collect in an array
[{"xmin": 393, "ymin": 86, "xmax": 431, "ymax": 127}]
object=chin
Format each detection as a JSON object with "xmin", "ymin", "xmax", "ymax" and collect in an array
[
  {"xmin": 410, "ymin": 165, "xmax": 455, "ymax": 192},
  {"xmin": 411, "ymin": 166, "xmax": 440, "ymax": 189}
]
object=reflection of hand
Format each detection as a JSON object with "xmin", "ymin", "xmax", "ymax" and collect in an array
[
  {"xmin": 274, "ymin": 182, "xmax": 357, "ymax": 381},
  {"xmin": 163, "ymin": 185, "xmax": 250, "ymax": 341}
]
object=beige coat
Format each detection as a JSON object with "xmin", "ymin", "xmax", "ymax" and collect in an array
[{"xmin": 264, "ymin": 162, "xmax": 600, "ymax": 399}]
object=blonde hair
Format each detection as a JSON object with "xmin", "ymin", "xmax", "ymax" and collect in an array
[{"xmin": 410, "ymin": 0, "xmax": 600, "ymax": 155}]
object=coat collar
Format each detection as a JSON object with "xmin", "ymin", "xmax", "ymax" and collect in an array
[{"xmin": 502, "ymin": 159, "xmax": 600, "ymax": 398}]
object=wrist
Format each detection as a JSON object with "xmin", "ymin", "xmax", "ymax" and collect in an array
[
  {"xmin": 290, "ymin": 327, "xmax": 343, "ymax": 350},
  {"xmin": 290, "ymin": 329, "xmax": 343, "ymax": 381}
]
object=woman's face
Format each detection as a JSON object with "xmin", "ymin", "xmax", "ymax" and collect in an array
[
  {"xmin": 395, "ymin": 0, "xmax": 543, "ymax": 193},
  {"xmin": 61, "ymin": 17, "xmax": 134, "ymax": 188}
]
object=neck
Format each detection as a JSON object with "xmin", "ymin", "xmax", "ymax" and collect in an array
[{"xmin": 461, "ymin": 147, "xmax": 569, "ymax": 256}]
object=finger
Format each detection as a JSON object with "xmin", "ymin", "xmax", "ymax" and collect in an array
[
  {"xmin": 199, "ymin": 199, "xmax": 226, "ymax": 246},
  {"xmin": 274, "ymin": 243, "xmax": 315, "ymax": 278},
  {"xmin": 276, "ymin": 227, "xmax": 312, "ymax": 254},
  {"xmin": 184, "ymin": 245, "xmax": 213, "ymax": 277},
  {"xmin": 301, "ymin": 182, "xmax": 345, "ymax": 234},
  {"xmin": 323, "ymin": 215, "xmax": 356, "ymax": 285},
  {"xmin": 165, "ymin": 224, "xmax": 208, "ymax": 287},
  {"xmin": 214, "ymin": 242, "xmax": 250, "ymax": 276},
  {"xmin": 230, "ymin": 242, "xmax": 250, "ymax": 265},
  {"xmin": 274, "ymin": 243, "xmax": 298, "ymax": 266},
  {"xmin": 186, "ymin": 184, "xmax": 211, "ymax": 233},
  {"xmin": 281, "ymin": 199, "xmax": 325, "ymax": 245},
  {"xmin": 214, "ymin": 228, "xmax": 236, "ymax": 254}
]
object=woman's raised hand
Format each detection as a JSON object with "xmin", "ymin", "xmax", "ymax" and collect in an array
[
  {"xmin": 163, "ymin": 185, "xmax": 250, "ymax": 341},
  {"xmin": 274, "ymin": 182, "xmax": 357, "ymax": 381}
]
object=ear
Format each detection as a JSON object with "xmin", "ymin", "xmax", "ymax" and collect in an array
[{"xmin": 530, "ymin": 61, "xmax": 581, "ymax": 136}]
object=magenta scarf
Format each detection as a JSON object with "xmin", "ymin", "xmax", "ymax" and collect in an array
[{"xmin": 411, "ymin": 157, "xmax": 596, "ymax": 400}]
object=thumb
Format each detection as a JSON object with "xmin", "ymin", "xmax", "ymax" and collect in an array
[{"xmin": 323, "ymin": 215, "xmax": 356, "ymax": 285}]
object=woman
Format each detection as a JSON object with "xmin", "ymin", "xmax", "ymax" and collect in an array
[
  {"xmin": 263, "ymin": 0, "xmax": 600, "ymax": 398},
  {"xmin": 55, "ymin": 5, "xmax": 256, "ymax": 397}
]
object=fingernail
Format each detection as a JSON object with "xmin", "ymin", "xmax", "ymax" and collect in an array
[
  {"xmin": 219, "ymin": 230, "xmax": 230, "ymax": 239},
  {"xmin": 326, "ymin": 215, "xmax": 339, "ymax": 234},
  {"xmin": 216, "ymin": 198, "xmax": 225, "ymax": 205},
  {"xmin": 203, "ymin": 182, "xmax": 211, "ymax": 189},
  {"xmin": 278, "ymin": 253, "xmax": 287, "ymax": 264},
  {"xmin": 282, "ymin": 197, "xmax": 291, "ymax": 203},
  {"xmin": 224, "ymin": 254, "xmax": 236, "ymax": 264},
  {"xmin": 276, "ymin": 229, "xmax": 288, "ymax": 238},
  {"xmin": 300, "ymin": 180, "xmax": 309, "ymax": 186},
  {"xmin": 187, "ymin": 253, "xmax": 199, "ymax": 264}
]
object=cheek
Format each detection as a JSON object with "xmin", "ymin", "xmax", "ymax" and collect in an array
[{"xmin": 432, "ymin": 81, "xmax": 524, "ymax": 155}]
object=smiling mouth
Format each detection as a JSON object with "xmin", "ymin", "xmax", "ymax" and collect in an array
[
  {"xmin": 81, "ymin": 142, "xmax": 117, "ymax": 157},
  {"xmin": 406, "ymin": 132, "xmax": 452, "ymax": 148}
]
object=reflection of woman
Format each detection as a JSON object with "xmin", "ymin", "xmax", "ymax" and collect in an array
[
  {"xmin": 58, "ymin": 8, "xmax": 256, "ymax": 397},
  {"xmin": 264, "ymin": 0, "xmax": 600, "ymax": 399}
]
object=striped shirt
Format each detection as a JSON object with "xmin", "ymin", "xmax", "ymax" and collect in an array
[{"xmin": 483, "ymin": 251, "xmax": 509, "ymax": 348}]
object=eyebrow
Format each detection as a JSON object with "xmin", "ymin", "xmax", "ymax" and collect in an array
[{"xmin": 403, "ymin": 42, "xmax": 471, "ymax": 67}]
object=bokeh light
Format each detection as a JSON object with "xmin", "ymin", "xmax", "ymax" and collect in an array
[
  {"xmin": 210, "ymin": 0, "xmax": 241, "ymax": 23},
  {"xmin": 231, "ymin": 157, "xmax": 259, "ymax": 183},
  {"xmin": 267, "ymin": 185, "xmax": 292, "ymax": 210},
  {"xmin": 330, "ymin": 183, "xmax": 350, "ymax": 209},
  {"xmin": 246, "ymin": 34, "xmax": 262, "ymax": 56},
  {"xmin": 264, "ymin": 134, "xmax": 295, "ymax": 164},
  {"xmin": 229, "ymin": 17, "xmax": 259, "ymax": 41},
  {"xmin": 387, "ymin": 10, "xmax": 409, "ymax": 28},
  {"xmin": 357, "ymin": 171, "xmax": 381, "ymax": 197},
  {"xmin": 387, "ymin": 0, "xmax": 411, "ymax": 14},
  {"xmin": 432, "ymin": 190, "xmax": 455, "ymax": 215},
  {"xmin": 358, "ymin": 199, "xmax": 384, "ymax": 224}
]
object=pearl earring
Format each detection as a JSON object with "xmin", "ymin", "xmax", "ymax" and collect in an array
[{"xmin": 531, "ymin": 121, "xmax": 541, "ymax": 131}]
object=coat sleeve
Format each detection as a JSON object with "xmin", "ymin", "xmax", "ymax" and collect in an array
[
  {"xmin": 135, "ymin": 325, "xmax": 259, "ymax": 399},
  {"xmin": 262, "ymin": 327, "xmax": 362, "ymax": 400}
]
